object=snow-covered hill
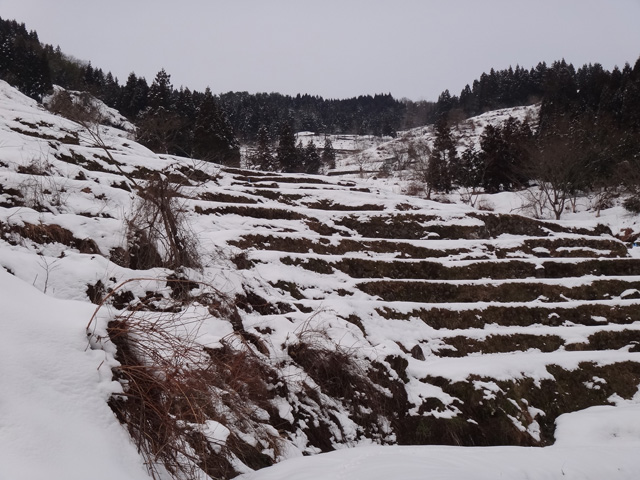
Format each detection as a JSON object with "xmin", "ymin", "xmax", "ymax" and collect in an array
[
  {"xmin": 1, "ymin": 80, "xmax": 639, "ymax": 479},
  {"xmin": 326, "ymin": 104, "xmax": 537, "ymax": 177}
]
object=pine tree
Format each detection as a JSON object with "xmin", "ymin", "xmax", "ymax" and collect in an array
[
  {"xmin": 321, "ymin": 136, "xmax": 337, "ymax": 169},
  {"xmin": 303, "ymin": 141, "xmax": 321, "ymax": 174},
  {"xmin": 254, "ymin": 125, "xmax": 277, "ymax": 171},
  {"xmin": 479, "ymin": 118, "xmax": 532, "ymax": 193},
  {"xmin": 119, "ymin": 73, "xmax": 148, "ymax": 119},
  {"xmin": 148, "ymin": 68, "xmax": 174, "ymax": 110},
  {"xmin": 427, "ymin": 116, "xmax": 457, "ymax": 195},
  {"xmin": 458, "ymin": 148, "xmax": 484, "ymax": 188},
  {"xmin": 479, "ymin": 124, "xmax": 507, "ymax": 193},
  {"xmin": 136, "ymin": 70, "xmax": 181, "ymax": 154},
  {"xmin": 192, "ymin": 87, "xmax": 240, "ymax": 166},
  {"xmin": 276, "ymin": 123, "xmax": 299, "ymax": 172}
]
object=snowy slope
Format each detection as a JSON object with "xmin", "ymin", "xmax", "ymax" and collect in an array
[
  {"xmin": 331, "ymin": 104, "xmax": 538, "ymax": 177},
  {"xmin": 0, "ymin": 269, "xmax": 150, "ymax": 480},
  {"xmin": 1, "ymin": 79, "xmax": 639, "ymax": 479}
]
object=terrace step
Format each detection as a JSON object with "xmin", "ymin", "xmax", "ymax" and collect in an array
[
  {"xmin": 375, "ymin": 301, "xmax": 640, "ymax": 329},
  {"xmin": 233, "ymin": 233, "xmax": 628, "ymax": 259},
  {"xmin": 279, "ymin": 256, "xmax": 640, "ymax": 281},
  {"xmin": 357, "ymin": 277, "xmax": 640, "ymax": 304}
]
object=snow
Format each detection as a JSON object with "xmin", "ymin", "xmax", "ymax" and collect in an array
[
  {"xmin": 238, "ymin": 440, "xmax": 640, "ymax": 480},
  {"xmin": 1, "ymin": 78, "xmax": 639, "ymax": 479},
  {"xmin": 0, "ymin": 269, "xmax": 149, "ymax": 480}
]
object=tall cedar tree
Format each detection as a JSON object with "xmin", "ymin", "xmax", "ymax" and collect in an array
[
  {"xmin": 254, "ymin": 125, "xmax": 277, "ymax": 171},
  {"xmin": 322, "ymin": 136, "xmax": 337, "ymax": 169},
  {"xmin": 303, "ymin": 141, "xmax": 321, "ymax": 174},
  {"xmin": 427, "ymin": 116, "xmax": 457, "ymax": 196},
  {"xmin": 135, "ymin": 70, "xmax": 183, "ymax": 154},
  {"xmin": 479, "ymin": 118, "xmax": 532, "ymax": 193},
  {"xmin": 276, "ymin": 123, "xmax": 299, "ymax": 172},
  {"xmin": 147, "ymin": 68, "xmax": 173, "ymax": 110},
  {"xmin": 458, "ymin": 148, "xmax": 484, "ymax": 189},
  {"xmin": 192, "ymin": 88, "xmax": 240, "ymax": 166}
]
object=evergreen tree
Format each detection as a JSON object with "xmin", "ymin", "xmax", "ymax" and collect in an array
[
  {"xmin": 102, "ymin": 72, "xmax": 120, "ymax": 108},
  {"xmin": 135, "ymin": 106, "xmax": 184, "ymax": 154},
  {"xmin": 276, "ymin": 123, "xmax": 299, "ymax": 172},
  {"xmin": 427, "ymin": 116, "xmax": 458, "ymax": 195},
  {"xmin": 119, "ymin": 73, "xmax": 148, "ymax": 119},
  {"xmin": 135, "ymin": 69, "xmax": 184, "ymax": 156},
  {"xmin": 478, "ymin": 124, "xmax": 506, "ymax": 193},
  {"xmin": 148, "ymin": 68, "xmax": 173, "ymax": 110},
  {"xmin": 479, "ymin": 118, "xmax": 532, "ymax": 193},
  {"xmin": 303, "ymin": 141, "xmax": 321, "ymax": 174},
  {"xmin": 172, "ymin": 87, "xmax": 196, "ymax": 157},
  {"xmin": 192, "ymin": 87, "xmax": 240, "ymax": 166},
  {"xmin": 458, "ymin": 147, "xmax": 484, "ymax": 188},
  {"xmin": 295, "ymin": 139, "xmax": 306, "ymax": 171},
  {"xmin": 254, "ymin": 125, "xmax": 277, "ymax": 171},
  {"xmin": 321, "ymin": 136, "xmax": 337, "ymax": 170}
]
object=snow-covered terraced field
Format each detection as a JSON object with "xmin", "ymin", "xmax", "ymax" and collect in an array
[{"xmin": 1, "ymin": 80, "xmax": 639, "ymax": 479}]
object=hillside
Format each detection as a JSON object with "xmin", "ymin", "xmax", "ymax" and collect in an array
[
  {"xmin": 1, "ymin": 79, "xmax": 639, "ymax": 479},
  {"xmin": 330, "ymin": 103, "xmax": 538, "ymax": 177}
]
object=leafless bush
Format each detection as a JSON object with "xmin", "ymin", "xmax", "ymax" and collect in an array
[
  {"xmin": 352, "ymin": 152, "xmax": 373, "ymax": 177},
  {"xmin": 589, "ymin": 185, "xmax": 620, "ymax": 217},
  {"xmin": 124, "ymin": 174, "xmax": 201, "ymax": 270},
  {"xmin": 48, "ymin": 90, "xmax": 202, "ymax": 270},
  {"xmin": 47, "ymin": 89, "xmax": 102, "ymax": 126},
  {"xmin": 515, "ymin": 188, "xmax": 547, "ymax": 219},
  {"xmin": 404, "ymin": 181, "xmax": 426, "ymax": 197},
  {"xmin": 476, "ymin": 197, "xmax": 495, "ymax": 212},
  {"xmin": 459, "ymin": 186, "xmax": 483, "ymax": 208},
  {"xmin": 87, "ymin": 278, "xmax": 282, "ymax": 480}
]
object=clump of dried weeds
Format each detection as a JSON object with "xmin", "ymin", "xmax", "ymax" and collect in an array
[{"xmin": 87, "ymin": 278, "xmax": 281, "ymax": 480}]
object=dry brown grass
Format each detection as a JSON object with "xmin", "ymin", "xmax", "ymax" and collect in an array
[
  {"xmin": 1, "ymin": 220, "xmax": 100, "ymax": 254},
  {"xmin": 87, "ymin": 278, "xmax": 282, "ymax": 480}
]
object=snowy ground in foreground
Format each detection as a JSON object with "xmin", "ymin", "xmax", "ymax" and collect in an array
[
  {"xmin": 0, "ymin": 268, "xmax": 150, "ymax": 480},
  {"xmin": 239, "ymin": 399, "xmax": 640, "ymax": 480},
  {"xmin": 238, "ymin": 441, "xmax": 640, "ymax": 480}
]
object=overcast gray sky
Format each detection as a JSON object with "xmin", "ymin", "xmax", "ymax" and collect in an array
[{"xmin": 1, "ymin": 0, "xmax": 639, "ymax": 100}]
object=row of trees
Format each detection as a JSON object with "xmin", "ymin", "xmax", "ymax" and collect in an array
[
  {"xmin": 431, "ymin": 58, "xmax": 640, "ymax": 125},
  {"xmin": 246, "ymin": 124, "xmax": 336, "ymax": 174},
  {"xmin": 3, "ymin": 15, "xmax": 639, "ymax": 181},
  {"xmin": 411, "ymin": 56, "xmax": 640, "ymax": 218},
  {"xmin": 418, "ymin": 62, "xmax": 640, "ymax": 217},
  {"xmin": 0, "ymin": 17, "xmax": 242, "ymax": 165},
  {"xmin": 218, "ymin": 91, "xmax": 404, "ymax": 141},
  {"xmin": 0, "ymin": 16, "xmax": 406, "ymax": 167},
  {"xmin": 410, "ymin": 115, "xmax": 534, "ymax": 200},
  {"xmin": 0, "ymin": 17, "xmax": 52, "ymax": 99}
]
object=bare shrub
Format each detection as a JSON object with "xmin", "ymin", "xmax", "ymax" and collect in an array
[
  {"xmin": 124, "ymin": 173, "xmax": 201, "ymax": 270},
  {"xmin": 515, "ymin": 188, "xmax": 547, "ymax": 219},
  {"xmin": 589, "ymin": 185, "xmax": 620, "ymax": 217},
  {"xmin": 48, "ymin": 90, "xmax": 202, "ymax": 270},
  {"xmin": 87, "ymin": 278, "xmax": 282, "ymax": 480},
  {"xmin": 459, "ymin": 186, "xmax": 483, "ymax": 208},
  {"xmin": 403, "ymin": 181, "xmax": 425, "ymax": 197}
]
